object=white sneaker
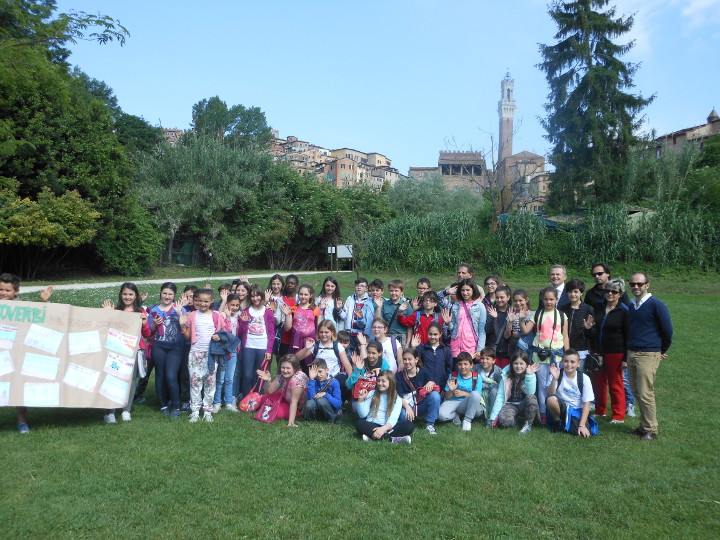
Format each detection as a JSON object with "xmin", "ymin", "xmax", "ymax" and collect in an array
[
  {"xmin": 362, "ymin": 434, "xmax": 371, "ymax": 441},
  {"xmin": 626, "ymin": 403, "xmax": 636, "ymax": 417},
  {"xmin": 609, "ymin": 419, "xmax": 625, "ymax": 424},
  {"xmin": 462, "ymin": 419, "xmax": 472, "ymax": 431},
  {"xmin": 452, "ymin": 415, "xmax": 462, "ymax": 427},
  {"xmin": 519, "ymin": 421, "xmax": 532, "ymax": 435},
  {"xmin": 391, "ymin": 436, "xmax": 412, "ymax": 444},
  {"xmin": 121, "ymin": 411, "xmax": 132, "ymax": 422},
  {"xmin": 212, "ymin": 403, "xmax": 221, "ymax": 414},
  {"xmin": 188, "ymin": 412, "xmax": 200, "ymax": 423},
  {"xmin": 103, "ymin": 413, "xmax": 116, "ymax": 424},
  {"xmin": 426, "ymin": 424, "xmax": 437, "ymax": 435},
  {"xmin": 225, "ymin": 404, "xmax": 239, "ymax": 413},
  {"xmin": 203, "ymin": 412, "xmax": 214, "ymax": 423}
]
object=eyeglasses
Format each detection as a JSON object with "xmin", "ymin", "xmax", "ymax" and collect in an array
[
  {"xmin": 629, "ymin": 282, "xmax": 647, "ymax": 287},
  {"xmin": 485, "ymin": 282, "xmax": 497, "ymax": 287},
  {"xmin": 605, "ymin": 290, "xmax": 620, "ymax": 295},
  {"xmin": 592, "ymin": 272, "xmax": 606, "ymax": 277}
]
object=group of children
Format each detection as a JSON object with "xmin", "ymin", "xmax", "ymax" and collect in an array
[{"xmin": 1, "ymin": 266, "xmax": 611, "ymax": 442}]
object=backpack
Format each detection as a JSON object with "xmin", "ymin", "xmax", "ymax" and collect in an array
[
  {"xmin": 312, "ymin": 340, "xmax": 341, "ymax": 360},
  {"xmin": 451, "ymin": 371, "xmax": 479, "ymax": 391}
]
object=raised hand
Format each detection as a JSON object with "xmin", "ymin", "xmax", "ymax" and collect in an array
[
  {"xmin": 305, "ymin": 337, "xmax": 315, "ymax": 350},
  {"xmin": 268, "ymin": 300, "xmax": 278, "ymax": 311},
  {"xmin": 357, "ymin": 388, "xmax": 368, "ymax": 401},
  {"xmin": 549, "ymin": 362, "xmax": 560, "ymax": 380},
  {"xmin": 239, "ymin": 311, "xmax": 250, "ymax": 322},
  {"xmin": 102, "ymin": 299, "xmax": 114, "ymax": 310},
  {"xmin": 583, "ymin": 314, "xmax": 595, "ymax": 329},
  {"xmin": 487, "ymin": 305, "xmax": 498, "ymax": 319},
  {"xmin": 356, "ymin": 333, "xmax": 367, "ymax": 346},
  {"xmin": 239, "ymin": 275, "xmax": 249, "ymax": 284},
  {"xmin": 178, "ymin": 309, "xmax": 188, "ymax": 327},
  {"xmin": 220, "ymin": 289, "xmax": 229, "ymax": 301},
  {"xmin": 39, "ymin": 285, "xmax": 54, "ymax": 302},
  {"xmin": 335, "ymin": 298, "xmax": 344, "ymax": 310},
  {"xmin": 410, "ymin": 334, "xmax": 421, "ymax": 347},
  {"xmin": 309, "ymin": 364, "xmax": 318, "ymax": 380},
  {"xmin": 256, "ymin": 369, "xmax": 272, "ymax": 381},
  {"xmin": 447, "ymin": 377, "xmax": 458, "ymax": 391},
  {"xmin": 411, "ymin": 297, "xmax": 420, "ymax": 311},
  {"xmin": 280, "ymin": 303, "xmax": 292, "ymax": 316},
  {"xmin": 399, "ymin": 301, "xmax": 409, "ymax": 312},
  {"xmin": 352, "ymin": 352, "xmax": 364, "ymax": 370},
  {"xmin": 526, "ymin": 362, "xmax": 540, "ymax": 375},
  {"xmin": 204, "ymin": 283, "xmax": 212, "ymax": 290},
  {"xmin": 441, "ymin": 308, "xmax": 452, "ymax": 324},
  {"xmin": 140, "ymin": 292, "xmax": 148, "ymax": 303}
]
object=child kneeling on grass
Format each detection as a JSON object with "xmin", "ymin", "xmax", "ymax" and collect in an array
[
  {"xmin": 546, "ymin": 348, "xmax": 598, "ymax": 438},
  {"xmin": 355, "ymin": 370, "xmax": 414, "ymax": 444},
  {"xmin": 486, "ymin": 350, "xmax": 539, "ymax": 433},
  {"xmin": 304, "ymin": 359, "xmax": 342, "ymax": 423},
  {"xmin": 438, "ymin": 352, "xmax": 483, "ymax": 431}
]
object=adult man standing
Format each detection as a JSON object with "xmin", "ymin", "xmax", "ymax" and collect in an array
[
  {"xmin": 438, "ymin": 263, "xmax": 475, "ymax": 307},
  {"xmin": 539, "ymin": 264, "xmax": 570, "ymax": 310},
  {"xmin": 625, "ymin": 273, "xmax": 673, "ymax": 441},
  {"xmin": 585, "ymin": 262, "xmax": 630, "ymax": 308}
]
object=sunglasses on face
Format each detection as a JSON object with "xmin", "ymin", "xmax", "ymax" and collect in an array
[
  {"xmin": 605, "ymin": 290, "xmax": 620, "ymax": 295},
  {"xmin": 592, "ymin": 272, "xmax": 606, "ymax": 277},
  {"xmin": 629, "ymin": 282, "xmax": 647, "ymax": 287}
]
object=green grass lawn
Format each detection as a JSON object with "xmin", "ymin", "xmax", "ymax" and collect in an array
[{"xmin": 2, "ymin": 272, "xmax": 718, "ymax": 539}]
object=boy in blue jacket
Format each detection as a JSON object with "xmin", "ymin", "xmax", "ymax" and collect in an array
[{"xmin": 304, "ymin": 359, "xmax": 342, "ymax": 423}]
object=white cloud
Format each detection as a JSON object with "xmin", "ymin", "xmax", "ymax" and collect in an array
[{"xmin": 675, "ymin": 0, "xmax": 720, "ymax": 27}]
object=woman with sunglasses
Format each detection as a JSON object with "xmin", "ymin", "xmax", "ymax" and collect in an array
[{"xmin": 584, "ymin": 277, "xmax": 630, "ymax": 424}]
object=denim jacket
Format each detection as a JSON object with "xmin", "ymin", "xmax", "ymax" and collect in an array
[{"xmin": 448, "ymin": 300, "xmax": 487, "ymax": 351}]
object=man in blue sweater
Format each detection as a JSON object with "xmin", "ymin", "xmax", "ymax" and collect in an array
[{"xmin": 625, "ymin": 273, "xmax": 673, "ymax": 441}]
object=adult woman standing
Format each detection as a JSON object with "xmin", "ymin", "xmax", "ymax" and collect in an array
[{"xmin": 586, "ymin": 278, "xmax": 630, "ymax": 424}]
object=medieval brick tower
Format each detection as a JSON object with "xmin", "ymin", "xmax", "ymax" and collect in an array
[{"xmin": 497, "ymin": 72, "xmax": 516, "ymax": 167}]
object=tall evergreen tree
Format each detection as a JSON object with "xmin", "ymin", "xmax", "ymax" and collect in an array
[{"xmin": 538, "ymin": 0, "xmax": 653, "ymax": 211}]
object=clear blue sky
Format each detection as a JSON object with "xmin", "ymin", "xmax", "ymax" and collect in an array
[{"xmin": 56, "ymin": 0, "xmax": 719, "ymax": 175}]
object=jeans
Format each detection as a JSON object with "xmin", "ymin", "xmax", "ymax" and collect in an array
[
  {"xmin": 304, "ymin": 396, "xmax": 338, "ymax": 422},
  {"xmin": 623, "ymin": 368, "xmax": 635, "ymax": 405},
  {"xmin": 417, "ymin": 390, "xmax": 441, "ymax": 424},
  {"xmin": 240, "ymin": 348, "xmax": 266, "ymax": 398},
  {"xmin": 213, "ymin": 351, "xmax": 237, "ymax": 405},
  {"xmin": 152, "ymin": 345, "xmax": 183, "ymax": 410}
]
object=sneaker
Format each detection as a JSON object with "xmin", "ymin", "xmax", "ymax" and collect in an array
[
  {"xmin": 362, "ymin": 434, "xmax": 371, "ymax": 442},
  {"xmin": 589, "ymin": 403, "xmax": 596, "ymax": 412},
  {"xmin": 203, "ymin": 412, "xmax": 214, "ymax": 423},
  {"xmin": 519, "ymin": 421, "xmax": 533, "ymax": 435},
  {"xmin": 452, "ymin": 415, "xmax": 462, "ymax": 427},
  {"xmin": 426, "ymin": 424, "xmax": 437, "ymax": 435},
  {"xmin": 333, "ymin": 412, "xmax": 343, "ymax": 424},
  {"xmin": 225, "ymin": 404, "xmax": 239, "ymax": 413},
  {"xmin": 121, "ymin": 411, "xmax": 132, "ymax": 422},
  {"xmin": 609, "ymin": 419, "xmax": 625, "ymax": 424},
  {"xmin": 212, "ymin": 403, "xmax": 221, "ymax": 414},
  {"xmin": 104, "ymin": 413, "xmax": 117, "ymax": 424},
  {"xmin": 160, "ymin": 407, "xmax": 170, "ymax": 416},
  {"xmin": 462, "ymin": 420, "xmax": 472, "ymax": 432},
  {"xmin": 170, "ymin": 408, "xmax": 182, "ymax": 419},
  {"xmin": 540, "ymin": 415, "xmax": 547, "ymax": 424},
  {"xmin": 17, "ymin": 423, "xmax": 30, "ymax": 434},
  {"xmin": 626, "ymin": 403, "xmax": 636, "ymax": 417},
  {"xmin": 180, "ymin": 402, "xmax": 191, "ymax": 412},
  {"xmin": 188, "ymin": 412, "xmax": 200, "ymax": 423},
  {"xmin": 391, "ymin": 436, "xmax": 412, "ymax": 444},
  {"xmin": 133, "ymin": 395, "xmax": 146, "ymax": 405}
]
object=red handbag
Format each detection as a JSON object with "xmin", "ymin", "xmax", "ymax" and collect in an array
[
  {"xmin": 352, "ymin": 375, "xmax": 377, "ymax": 400},
  {"xmin": 416, "ymin": 384, "xmax": 441, "ymax": 403},
  {"xmin": 239, "ymin": 359, "xmax": 269, "ymax": 412},
  {"xmin": 254, "ymin": 394, "xmax": 282, "ymax": 423}
]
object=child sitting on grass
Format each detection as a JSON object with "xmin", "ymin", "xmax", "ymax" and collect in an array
[
  {"xmin": 473, "ymin": 347, "xmax": 503, "ymax": 422},
  {"xmin": 546, "ymin": 348, "xmax": 597, "ymax": 438},
  {"xmin": 355, "ymin": 370, "xmax": 414, "ymax": 444},
  {"xmin": 304, "ymin": 359, "xmax": 342, "ymax": 423},
  {"xmin": 487, "ymin": 350, "xmax": 539, "ymax": 433},
  {"xmin": 438, "ymin": 352, "xmax": 483, "ymax": 431},
  {"xmin": 395, "ymin": 347, "xmax": 441, "ymax": 435}
]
